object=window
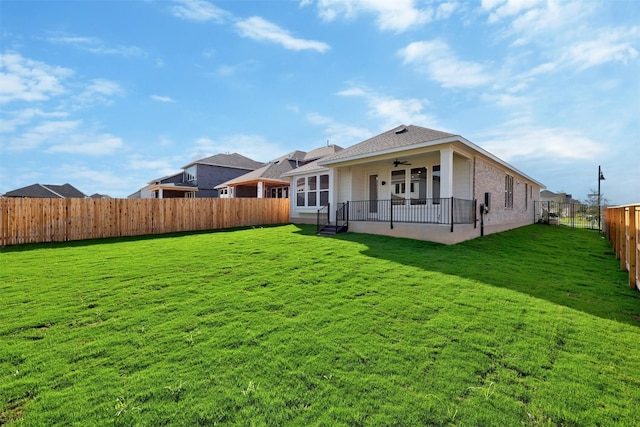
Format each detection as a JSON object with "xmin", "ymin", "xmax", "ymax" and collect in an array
[
  {"xmin": 270, "ymin": 187, "xmax": 288, "ymax": 198},
  {"xmin": 432, "ymin": 165, "xmax": 441, "ymax": 204},
  {"xmin": 525, "ymin": 183, "xmax": 528, "ymax": 209},
  {"xmin": 391, "ymin": 170, "xmax": 405, "ymax": 204},
  {"xmin": 296, "ymin": 178, "xmax": 305, "ymax": 206},
  {"xmin": 505, "ymin": 174, "xmax": 514, "ymax": 209},
  {"xmin": 410, "ymin": 167, "xmax": 427, "ymax": 205},
  {"xmin": 295, "ymin": 174, "xmax": 329, "ymax": 207},
  {"xmin": 185, "ymin": 166, "xmax": 196, "ymax": 183},
  {"xmin": 320, "ymin": 174, "xmax": 329, "ymax": 206}
]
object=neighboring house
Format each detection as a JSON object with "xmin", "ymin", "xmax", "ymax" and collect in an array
[
  {"xmin": 540, "ymin": 190, "xmax": 579, "ymax": 204},
  {"xmin": 3, "ymin": 183, "xmax": 87, "ymax": 198},
  {"xmin": 90, "ymin": 193, "xmax": 111, "ymax": 199},
  {"xmin": 129, "ymin": 153, "xmax": 263, "ymax": 199},
  {"xmin": 283, "ymin": 124, "xmax": 545, "ymax": 244},
  {"xmin": 215, "ymin": 145, "xmax": 342, "ymax": 199}
]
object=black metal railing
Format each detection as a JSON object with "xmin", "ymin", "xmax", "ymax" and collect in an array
[
  {"xmin": 336, "ymin": 202, "xmax": 349, "ymax": 229},
  {"xmin": 535, "ymin": 201, "xmax": 603, "ymax": 230},
  {"xmin": 316, "ymin": 203, "xmax": 330, "ymax": 233},
  {"xmin": 347, "ymin": 197, "xmax": 475, "ymax": 230}
]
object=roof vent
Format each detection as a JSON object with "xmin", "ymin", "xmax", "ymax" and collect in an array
[{"xmin": 395, "ymin": 127, "xmax": 408, "ymax": 134}]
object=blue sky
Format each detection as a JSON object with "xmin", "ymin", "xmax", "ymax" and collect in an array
[{"xmin": 1, "ymin": 0, "xmax": 638, "ymax": 203}]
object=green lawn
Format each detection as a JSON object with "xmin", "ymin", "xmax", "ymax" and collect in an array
[{"xmin": 1, "ymin": 224, "xmax": 639, "ymax": 426}]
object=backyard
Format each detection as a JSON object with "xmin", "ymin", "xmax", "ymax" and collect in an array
[{"xmin": 1, "ymin": 224, "xmax": 639, "ymax": 426}]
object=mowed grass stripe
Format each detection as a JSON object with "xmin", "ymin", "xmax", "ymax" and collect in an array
[{"xmin": 1, "ymin": 224, "xmax": 638, "ymax": 426}]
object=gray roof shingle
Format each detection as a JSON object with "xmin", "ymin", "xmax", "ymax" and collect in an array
[
  {"xmin": 182, "ymin": 153, "xmax": 264, "ymax": 170},
  {"xmin": 319, "ymin": 125, "xmax": 455, "ymax": 164},
  {"xmin": 4, "ymin": 183, "xmax": 87, "ymax": 198}
]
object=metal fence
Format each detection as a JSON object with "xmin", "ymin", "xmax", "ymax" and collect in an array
[
  {"xmin": 348, "ymin": 198, "xmax": 476, "ymax": 227},
  {"xmin": 535, "ymin": 201, "xmax": 605, "ymax": 230}
]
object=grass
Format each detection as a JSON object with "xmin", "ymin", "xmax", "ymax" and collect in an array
[{"xmin": 1, "ymin": 224, "xmax": 639, "ymax": 426}]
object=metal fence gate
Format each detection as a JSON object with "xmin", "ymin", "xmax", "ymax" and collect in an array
[{"xmin": 535, "ymin": 201, "xmax": 605, "ymax": 230}]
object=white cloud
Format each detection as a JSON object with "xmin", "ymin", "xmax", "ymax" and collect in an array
[
  {"xmin": 336, "ymin": 86, "xmax": 437, "ymax": 129},
  {"xmin": 127, "ymin": 155, "xmax": 176, "ymax": 172},
  {"xmin": 70, "ymin": 78, "xmax": 125, "ymax": 109},
  {"xmin": 305, "ymin": 112, "xmax": 371, "ymax": 145},
  {"xmin": 480, "ymin": 121, "xmax": 607, "ymax": 162},
  {"xmin": 482, "ymin": 0, "xmax": 545, "ymax": 23},
  {"xmin": 3, "ymin": 118, "xmax": 124, "ymax": 155},
  {"xmin": 398, "ymin": 40, "xmax": 492, "ymax": 88},
  {"xmin": 150, "ymin": 95, "xmax": 176, "ymax": 103},
  {"xmin": 171, "ymin": 0, "xmax": 229, "ymax": 23},
  {"xmin": 313, "ymin": 0, "xmax": 438, "ymax": 32},
  {"xmin": 192, "ymin": 134, "xmax": 286, "ymax": 162},
  {"xmin": 0, "ymin": 52, "xmax": 72, "ymax": 104},
  {"xmin": 56, "ymin": 164, "xmax": 133, "ymax": 197},
  {"xmin": 235, "ymin": 17, "xmax": 330, "ymax": 52},
  {"xmin": 563, "ymin": 27, "xmax": 639, "ymax": 70},
  {"xmin": 215, "ymin": 60, "xmax": 260, "ymax": 77},
  {"xmin": 0, "ymin": 108, "xmax": 68, "ymax": 133},
  {"xmin": 481, "ymin": 0, "xmax": 594, "ymax": 46},
  {"xmin": 46, "ymin": 33, "xmax": 146, "ymax": 57},
  {"xmin": 48, "ymin": 135, "xmax": 123, "ymax": 155}
]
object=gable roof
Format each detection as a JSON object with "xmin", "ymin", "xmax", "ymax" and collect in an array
[
  {"xmin": 317, "ymin": 124, "xmax": 544, "ymax": 188},
  {"xmin": 182, "ymin": 152, "xmax": 263, "ymax": 171},
  {"xmin": 215, "ymin": 159, "xmax": 297, "ymax": 188},
  {"xmin": 4, "ymin": 183, "xmax": 87, "ymax": 198},
  {"xmin": 319, "ymin": 125, "xmax": 455, "ymax": 164},
  {"xmin": 215, "ymin": 145, "xmax": 343, "ymax": 188}
]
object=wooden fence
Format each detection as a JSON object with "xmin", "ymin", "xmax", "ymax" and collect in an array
[
  {"xmin": 605, "ymin": 204, "xmax": 639, "ymax": 291},
  {"xmin": 0, "ymin": 198, "xmax": 290, "ymax": 246}
]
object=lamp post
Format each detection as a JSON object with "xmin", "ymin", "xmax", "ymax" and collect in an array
[{"xmin": 598, "ymin": 165, "xmax": 605, "ymax": 231}]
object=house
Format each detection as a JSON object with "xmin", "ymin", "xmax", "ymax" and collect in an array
[
  {"xmin": 283, "ymin": 124, "xmax": 545, "ymax": 244},
  {"xmin": 215, "ymin": 145, "xmax": 342, "ymax": 199},
  {"xmin": 129, "ymin": 153, "xmax": 263, "ymax": 199},
  {"xmin": 540, "ymin": 190, "xmax": 579, "ymax": 204},
  {"xmin": 3, "ymin": 183, "xmax": 87, "ymax": 198}
]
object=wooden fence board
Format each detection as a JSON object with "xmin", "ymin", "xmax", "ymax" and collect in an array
[
  {"xmin": 0, "ymin": 198, "xmax": 289, "ymax": 246},
  {"xmin": 606, "ymin": 204, "xmax": 640, "ymax": 291}
]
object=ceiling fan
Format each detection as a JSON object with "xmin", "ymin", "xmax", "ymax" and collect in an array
[{"xmin": 393, "ymin": 159, "xmax": 411, "ymax": 167}]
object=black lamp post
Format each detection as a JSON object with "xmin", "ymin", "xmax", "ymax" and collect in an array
[{"xmin": 598, "ymin": 165, "xmax": 605, "ymax": 231}]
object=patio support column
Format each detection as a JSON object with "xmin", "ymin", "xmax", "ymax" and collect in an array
[
  {"xmin": 257, "ymin": 181, "xmax": 264, "ymax": 198},
  {"xmin": 158, "ymin": 188, "xmax": 164, "ymax": 199},
  {"xmin": 440, "ymin": 148, "xmax": 454, "ymax": 199},
  {"xmin": 329, "ymin": 168, "xmax": 336, "ymax": 223}
]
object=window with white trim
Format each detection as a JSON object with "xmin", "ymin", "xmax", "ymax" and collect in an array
[
  {"xmin": 295, "ymin": 174, "xmax": 330, "ymax": 207},
  {"xmin": 505, "ymin": 174, "xmax": 514, "ymax": 209}
]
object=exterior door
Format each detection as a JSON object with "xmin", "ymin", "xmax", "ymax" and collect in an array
[{"xmin": 368, "ymin": 173, "xmax": 378, "ymax": 215}]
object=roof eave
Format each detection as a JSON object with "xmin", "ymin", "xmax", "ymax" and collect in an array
[{"xmin": 318, "ymin": 134, "xmax": 545, "ymax": 188}]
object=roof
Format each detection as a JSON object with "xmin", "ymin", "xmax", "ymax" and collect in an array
[
  {"xmin": 4, "ymin": 183, "xmax": 87, "ymax": 198},
  {"xmin": 182, "ymin": 152, "xmax": 263, "ymax": 171},
  {"xmin": 215, "ymin": 145, "xmax": 343, "ymax": 188},
  {"xmin": 215, "ymin": 159, "xmax": 297, "ymax": 188},
  {"xmin": 303, "ymin": 144, "xmax": 343, "ymax": 161},
  {"xmin": 148, "ymin": 171, "xmax": 183, "ymax": 185},
  {"xmin": 280, "ymin": 158, "xmax": 327, "ymax": 177},
  {"xmin": 319, "ymin": 125, "xmax": 454, "ymax": 164},
  {"xmin": 316, "ymin": 124, "xmax": 544, "ymax": 188}
]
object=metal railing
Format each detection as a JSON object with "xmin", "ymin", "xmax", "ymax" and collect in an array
[
  {"xmin": 347, "ymin": 197, "xmax": 476, "ymax": 231},
  {"xmin": 336, "ymin": 202, "xmax": 349, "ymax": 229},
  {"xmin": 535, "ymin": 201, "xmax": 604, "ymax": 230},
  {"xmin": 316, "ymin": 203, "xmax": 330, "ymax": 233}
]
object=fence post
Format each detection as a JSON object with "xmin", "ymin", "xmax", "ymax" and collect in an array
[
  {"xmin": 450, "ymin": 197, "xmax": 454, "ymax": 233},
  {"xmin": 390, "ymin": 199, "xmax": 393, "ymax": 230},
  {"xmin": 629, "ymin": 206, "xmax": 637, "ymax": 289}
]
